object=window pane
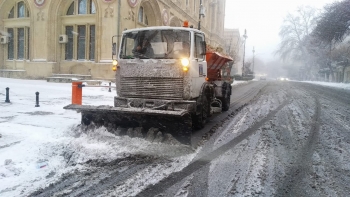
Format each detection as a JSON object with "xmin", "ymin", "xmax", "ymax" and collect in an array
[
  {"xmin": 8, "ymin": 7, "xmax": 14, "ymax": 18},
  {"xmin": 7, "ymin": 29, "xmax": 14, "ymax": 60},
  {"xmin": 195, "ymin": 34, "xmax": 204, "ymax": 59},
  {"xmin": 90, "ymin": 0, "xmax": 96, "ymax": 14},
  {"xmin": 27, "ymin": 27, "xmax": 30, "ymax": 59},
  {"xmin": 138, "ymin": 7, "xmax": 143, "ymax": 22},
  {"xmin": 18, "ymin": 28, "xmax": 25, "ymax": 59},
  {"xmin": 77, "ymin": 25, "xmax": 86, "ymax": 59},
  {"xmin": 89, "ymin": 25, "xmax": 95, "ymax": 60},
  {"xmin": 78, "ymin": 0, "xmax": 87, "ymax": 14},
  {"xmin": 67, "ymin": 2, "xmax": 74, "ymax": 15},
  {"xmin": 18, "ymin": 2, "xmax": 25, "ymax": 18},
  {"xmin": 65, "ymin": 26, "xmax": 74, "ymax": 60},
  {"xmin": 120, "ymin": 30, "xmax": 190, "ymax": 59}
]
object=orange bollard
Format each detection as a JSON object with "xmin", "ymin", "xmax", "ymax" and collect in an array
[{"xmin": 72, "ymin": 81, "xmax": 83, "ymax": 105}]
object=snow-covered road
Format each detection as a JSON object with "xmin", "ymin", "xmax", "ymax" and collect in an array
[
  {"xmin": 137, "ymin": 81, "xmax": 350, "ymax": 197},
  {"xmin": 1, "ymin": 78, "xmax": 350, "ymax": 197}
]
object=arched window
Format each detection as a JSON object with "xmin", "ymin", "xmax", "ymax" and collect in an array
[
  {"xmin": 5, "ymin": 1, "xmax": 30, "ymax": 60},
  {"xmin": 8, "ymin": 7, "xmax": 14, "ymax": 18},
  {"xmin": 63, "ymin": 0, "xmax": 96, "ymax": 61},
  {"xmin": 138, "ymin": 6, "xmax": 144, "ymax": 23},
  {"xmin": 138, "ymin": 6, "xmax": 148, "ymax": 25},
  {"xmin": 67, "ymin": 3, "xmax": 74, "ymax": 15}
]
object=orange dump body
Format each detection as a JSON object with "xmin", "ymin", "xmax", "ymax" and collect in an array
[{"xmin": 206, "ymin": 51, "xmax": 233, "ymax": 81}]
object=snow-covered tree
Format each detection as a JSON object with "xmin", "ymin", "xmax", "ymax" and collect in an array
[
  {"xmin": 276, "ymin": 6, "xmax": 318, "ymax": 61},
  {"xmin": 275, "ymin": 6, "xmax": 319, "ymax": 80},
  {"xmin": 311, "ymin": 0, "xmax": 350, "ymax": 81},
  {"xmin": 313, "ymin": 0, "xmax": 350, "ymax": 44}
]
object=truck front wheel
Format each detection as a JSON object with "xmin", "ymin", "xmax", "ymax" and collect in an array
[{"xmin": 193, "ymin": 95, "xmax": 209, "ymax": 129}]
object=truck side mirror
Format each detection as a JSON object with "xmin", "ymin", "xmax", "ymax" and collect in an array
[
  {"xmin": 112, "ymin": 43, "xmax": 117, "ymax": 55},
  {"xmin": 200, "ymin": 41, "xmax": 206, "ymax": 56},
  {"xmin": 112, "ymin": 35, "xmax": 118, "ymax": 59}
]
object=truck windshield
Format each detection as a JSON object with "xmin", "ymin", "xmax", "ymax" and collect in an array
[{"xmin": 119, "ymin": 29, "xmax": 191, "ymax": 59}]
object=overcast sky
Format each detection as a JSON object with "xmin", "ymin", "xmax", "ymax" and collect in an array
[{"xmin": 224, "ymin": 0, "xmax": 338, "ymax": 62}]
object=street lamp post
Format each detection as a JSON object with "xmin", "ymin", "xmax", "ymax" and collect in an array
[
  {"xmin": 242, "ymin": 29, "xmax": 248, "ymax": 77},
  {"xmin": 198, "ymin": 0, "xmax": 205, "ymax": 30}
]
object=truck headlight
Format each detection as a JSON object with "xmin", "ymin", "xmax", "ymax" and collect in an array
[
  {"xmin": 181, "ymin": 58, "xmax": 189, "ymax": 71},
  {"xmin": 112, "ymin": 60, "xmax": 118, "ymax": 66},
  {"xmin": 112, "ymin": 60, "xmax": 118, "ymax": 71}
]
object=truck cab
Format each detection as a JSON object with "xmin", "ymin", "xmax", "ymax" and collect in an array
[
  {"xmin": 110, "ymin": 25, "xmax": 232, "ymax": 138},
  {"xmin": 113, "ymin": 26, "xmax": 207, "ymax": 102}
]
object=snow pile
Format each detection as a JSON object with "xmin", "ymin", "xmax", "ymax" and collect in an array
[
  {"xmin": 303, "ymin": 81, "xmax": 350, "ymax": 90},
  {"xmin": 0, "ymin": 77, "xmax": 196, "ymax": 197},
  {"xmin": 232, "ymin": 80, "xmax": 248, "ymax": 86},
  {"xmin": 0, "ymin": 77, "xmax": 114, "ymax": 196}
]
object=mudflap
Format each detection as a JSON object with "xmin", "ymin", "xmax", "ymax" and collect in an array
[{"xmin": 65, "ymin": 104, "xmax": 193, "ymax": 145}]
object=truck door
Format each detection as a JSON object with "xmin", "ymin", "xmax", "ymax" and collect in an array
[{"xmin": 191, "ymin": 33, "xmax": 207, "ymax": 98}]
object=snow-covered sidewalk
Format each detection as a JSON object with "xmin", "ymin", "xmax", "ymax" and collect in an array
[
  {"xmin": 0, "ymin": 77, "xmax": 196, "ymax": 197},
  {"xmin": 0, "ymin": 78, "xmax": 117, "ymax": 196},
  {"xmin": 302, "ymin": 81, "xmax": 350, "ymax": 90}
]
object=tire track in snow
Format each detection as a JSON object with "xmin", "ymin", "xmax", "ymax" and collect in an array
[
  {"xmin": 193, "ymin": 82, "xmax": 267, "ymax": 148},
  {"xmin": 275, "ymin": 90, "xmax": 321, "ymax": 196},
  {"xmin": 296, "ymin": 83, "xmax": 350, "ymax": 196},
  {"xmin": 299, "ymin": 82, "xmax": 350, "ymax": 106},
  {"xmin": 137, "ymin": 98, "xmax": 290, "ymax": 197},
  {"xmin": 310, "ymin": 89, "xmax": 350, "ymax": 196},
  {"xmin": 28, "ymin": 156, "xmax": 157, "ymax": 197},
  {"xmin": 187, "ymin": 83, "xmax": 278, "ymax": 196}
]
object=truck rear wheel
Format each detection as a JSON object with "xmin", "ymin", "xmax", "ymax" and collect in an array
[
  {"xmin": 221, "ymin": 82, "xmax": 231, "ymax": 111},
  {"xmin": 193, "ymin": 95, "xmax": 209, "ymax": 129},
  {"xmin": 221, "ymin": 95, "xmax": 230, "ymax": 111}
]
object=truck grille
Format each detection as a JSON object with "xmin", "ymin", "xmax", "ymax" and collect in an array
[{"xmin": 121, "ymin": 77, "xmax": 184, "ymax": 100}]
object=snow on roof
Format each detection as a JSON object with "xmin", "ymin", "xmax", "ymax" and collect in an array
[{"xmin": 122, "ymin": 26, "xmax": 204, "ymax": 34}]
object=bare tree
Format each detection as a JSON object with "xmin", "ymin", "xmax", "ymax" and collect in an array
[
  {"xmin": 276, "ymin": 6, "xmax": 318, "ymax": 61},
  {"xmin": 243, "ymin": 61, "xmax": 252, "ymax": 75},
  {"xmin": 275, "ymin": 6, "xmax": 319, "ymax": 80}
]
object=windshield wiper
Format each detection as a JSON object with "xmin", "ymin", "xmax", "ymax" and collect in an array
[
  {"xmin": 132, "ymin": 51, "xmax": 152, "ymax": 59},
  {"xmin": 122, "ymin": 55, "xmax": 135, "ymax": 59}
]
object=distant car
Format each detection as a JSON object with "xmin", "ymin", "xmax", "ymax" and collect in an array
[
  {"xmin": 278, "ymin": 77, "xmax": 289, "ymax": 81},
  {"xmin": 260, "ymin": 76, "xmax": 266, "ymax": 80}
]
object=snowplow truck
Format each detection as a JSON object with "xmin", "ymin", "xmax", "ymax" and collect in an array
[{"xmin": 64, "ymin": 25, "xmax": 233, "ymax": 145}]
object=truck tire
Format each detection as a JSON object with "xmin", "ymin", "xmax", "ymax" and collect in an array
[
  {"xmin": 221, "ymin": 95, "xmax": 230, "ymax": 111},
  {"xmin": 177, "ymin": 113, "xmax": 193, "ymax": 145},
  {"xmin": 193, "ymin": 95, "xmax": 209, "ymax": 129},
  {"xmin": 221, "ymin": 82, "xmax": 231, "ymax": 111}
]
